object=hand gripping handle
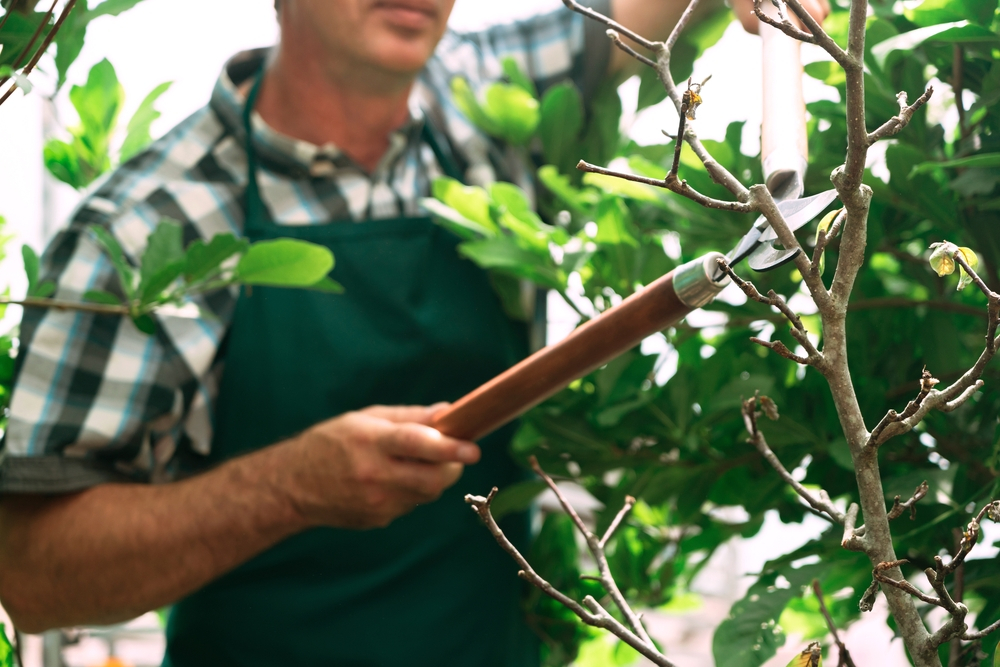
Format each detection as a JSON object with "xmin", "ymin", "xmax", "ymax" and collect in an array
[{"xmin": 431, "ymin": 254, "xmax": 730, "ymax": 441}]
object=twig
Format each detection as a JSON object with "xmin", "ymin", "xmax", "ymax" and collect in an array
[
  {"xmin": 842, "ymin": 502, "xmax": 860, "ymax": 548},
  {"xmin": 783, "ymin": 0, "xmax": 855, "ymax": 68},
  {"xmin": 753, "ymin": 0, "xmax": 815, "ymax": 43},
  {"xmin": 812, "ymin": 580, "xmax": 858, "ymax": 667},
  {"xmin": 664, "ymin": 0, "xmax": 702, "ymax": 52},
  {"xmin": 0, "ymin": 0, "xmax": 59, "ymax": 86},
  {"xmin": 465, "ymin": 482, "xmax": 676, "ymax": 667},
  {"xmin": 887, "ymin": 481, "xmax": 930, "ymax": 520},
  {"xmin": 742, "ymin": 395, "xmax": 848, "ymax": 526},
  {"xmin": 873, "ymin": 560, "xmax": 942, "ymax": 607},
  {"xmin": 576, "ymin": 160, "xmax": 754, "ymax": 213},
  {"xmin": 867, "ymin": 369, "xmax": 940, "ymax": 447},
  {"xmin": 960, "ymin": 617, "xmax": 1000, "ymax": 641},
  {"xmin": 716, "ymin": 258, "xmax": 824, "ymax": 366},
  {"xmin": 559, "ymin": 0, "xmax": 657, "ymax": 51},
  {"xmin": 867, "ymin": 88, "xmax": 935, "ymax": 145},
  {"xmin": 599, "ymin": 495, "xmax": 636, "ymax": 550},
  {"xmin": 0, "ymin": 0, "xmax": 78, "ymax": 107},
  {"xmin": 0, "ymin": 296, "xmax": 128, "ymax": 315},
  {"xmin": 529, "ymin": 456, "xmax": 656, "ymax": 647},
  {"xmin": 606, "ymin": 30, "xmax": 656, "ymax": 69},
  {"xmin": 812, "ymin": 209, "xmax": 847, "ymax": 272}
]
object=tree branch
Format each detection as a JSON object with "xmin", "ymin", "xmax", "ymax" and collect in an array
[
  {"xmin": 576, "ymin": 160, "xmax": 755, "ymax": 212},
  {"xmin": 742, "ymin": 395, "xmax": 848, "ymax": 526},
  {"xmin": 887, "ymin": 481, "xmax": 930, "ymax": 520},
  {"xmin": 465, "ymin": 487, "xmax": 677, "ymax": 667},
  {"xmin": 0, "ymin": 296, "xmax": 129, "ymax": 316},
  {"xmin": 812, "ymin": 580, "xmax": 858, "ymax": 667},
  {"xmin": 867, "ymin": 88, "xmax": 935, "ymax": 145},
  {"xmin": 717, "ymin": 258, "xmax": 825, "ymax": 367}
]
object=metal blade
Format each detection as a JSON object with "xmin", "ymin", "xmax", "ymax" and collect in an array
[
  {"xmin": 747, "ymin": 243, "xmax": 801, "ymax": 271},
  {"xmin": 760, "ymin": 189, "xmax": 840, "ymax": 241}
]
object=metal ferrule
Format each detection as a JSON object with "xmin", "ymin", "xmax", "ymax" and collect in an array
[{"xmin": 673, "ymin": 252, "xmax": 731, "ymax": 309}]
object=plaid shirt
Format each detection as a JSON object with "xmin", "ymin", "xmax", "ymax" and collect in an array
[{"xmin": 0, "ymin": 4, "xmax": 611, "ymax": 493}]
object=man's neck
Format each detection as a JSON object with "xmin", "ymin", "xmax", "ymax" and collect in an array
[{"xmin": 255, "ymin": 46, "xmax": 415, "ymax": 173}]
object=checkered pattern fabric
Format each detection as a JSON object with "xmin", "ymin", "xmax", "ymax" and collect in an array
[{"xmin": 0, "ymin": 3, "xmax": 611, "ymax": 492}]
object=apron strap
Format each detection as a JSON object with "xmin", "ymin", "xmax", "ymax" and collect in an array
[{"xmin": 240, "ymin": 70, "xmax": 466, "ymax": 235}]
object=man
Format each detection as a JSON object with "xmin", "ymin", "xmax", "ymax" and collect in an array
[{"xmin": 0, "ymin": 0, "xmax": 825, "ymax": 664}]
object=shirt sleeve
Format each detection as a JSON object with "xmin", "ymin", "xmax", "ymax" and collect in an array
[
  {"xmin": 0, "ymin": 191, "xmax": 231, "ymax": 494},
  {"xmin": 452, "ymin": 0, "xmax": 613, "ymax": 103}
]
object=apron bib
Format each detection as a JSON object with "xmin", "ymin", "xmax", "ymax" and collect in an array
[{"xmin": 163, "ymin": 75, "xmax": 538, "ymax": 667}]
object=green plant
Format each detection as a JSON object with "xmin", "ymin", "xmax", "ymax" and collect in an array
[
  {"xmin": 5, "ymin": 219, "xmax": 341, "ymax": 334},
  {"xmin": 432, "ymin": 0, "xmax": 1000, "ymax": 663},
  {"xmin": 44, "ymin": 58, "xmax": 171, "ymax": 189}
]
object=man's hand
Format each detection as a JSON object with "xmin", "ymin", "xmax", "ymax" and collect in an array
[
  {"xmin": 280, "ymin": 405, "xmax": 480, "ymax": 530},
  {"xmin": 731, "ymin": 0, "xmax": 830, "ymax": 34}
]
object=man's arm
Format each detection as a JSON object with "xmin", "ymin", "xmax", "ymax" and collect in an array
[{"xmin": 0, "ymin": 405, "xmax": 479, "ymax": 633}]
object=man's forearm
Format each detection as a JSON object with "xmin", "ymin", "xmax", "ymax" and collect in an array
[{"xmin": 0, "ymin": 441, "xmax": 305, "ymax": 633}]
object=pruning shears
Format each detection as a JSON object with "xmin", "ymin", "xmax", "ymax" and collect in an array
[{"xmin": 431, "ymin": 189, "xmax": 840, "ymax": 441}]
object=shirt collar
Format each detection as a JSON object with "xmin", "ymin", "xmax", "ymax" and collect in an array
[{"xmin": 209, "ymin": 48, "xmax": 426, "ymax": 178}]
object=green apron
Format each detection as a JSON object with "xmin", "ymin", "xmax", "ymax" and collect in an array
[{"xmin": 163, "ymin": 76, "xmax": 539, "ymax": 667}]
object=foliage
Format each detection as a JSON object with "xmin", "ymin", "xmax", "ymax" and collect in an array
[
  {"xmin": 83, "ymin": 219, "xmax": 341, "ymax": 333},
  {"xmin": 44, "ymin": 58, "xmax": 171, "ymax": 189},
  {"xmin": 53, "ymin": 0, "xmax": 150, "ymax": 89},
  {"xmin": 0, "ymin": 623, "xmax": 11, "ymax": 667},
  {"xmin": 428, "ymin": 0, "xmax": 1000, "ymax": 663}
]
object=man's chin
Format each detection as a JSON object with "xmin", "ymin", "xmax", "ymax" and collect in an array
[{"xmin": 367, "ymin": 39, "xmax": 437, "ymax": 75}]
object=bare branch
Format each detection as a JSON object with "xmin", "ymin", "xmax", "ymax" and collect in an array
[
  {"xmin": 0, "ymin": 296, "xmax": 129, "ymax": 316},
  {"xmin": 665, "ymin": 0, "xmax": 702, "ymax": 52},
  {"xmin": 960, "ymin": 617, "xmax": 1000, "ymax": 641},
  {"xmin": 559, "ymin": 0, "xmax": 657, "ymax": 51},
  {"xmin": 841, "ymin": 503, "xmax": 860, "ymax": 548},
  {"xmin": 812, "ymin": 580, "xmax": 858, "ymax": 667},
  {"xmin": 887, "ymin": 481, "xmax": 930, "ymax": 520},
  {"xmin": 717, "ymin": 258, "xmax": 824, "ymax": 366},
  {"xmin": 873, "ymin": 560, "xmax": 942, "ymax": 607},
  {"xmin": 867, "ymin": 88, "xmax": 935, "ymax": 145},
  {"xmin": 783, "ymin": 0, "xmax": 856, "ymax": 68},
  {"xmin": 529, "ymin": 456, "xmax": 656, "ymax": 647},
  {"xmin": 576, "ymin": 160, "xmax": 755, "ymax": 213},
  {"xmin": 753, "ymin": 0, "xmax": 816, "ymax": 43},
  {"xmin": 606, "ymin": 30, "xmax": 656, "ymax": 69},
  {"xmin": 599, "ymin": 495, "xmax": 636, "ymax": 550},
  {"xmin": 867, "ymin": 369, "xmax": 940, "ymax": 447},
  {"xmin": 742, "ymin": 395, "xmax": 847, "ymax": 524}
]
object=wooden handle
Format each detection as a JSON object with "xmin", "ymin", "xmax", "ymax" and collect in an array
[
  {"xmin": 431, "ymin": 254, "xmax": 729, "ymax": 441},
  {"xmin": 760, "ymin": 4, "xmax": 808, "ymax": 195}
]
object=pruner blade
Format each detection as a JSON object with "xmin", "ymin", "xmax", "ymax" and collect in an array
[{"xmin": 723, "ymin": 189, "xmax": 839, "ymax": 273}]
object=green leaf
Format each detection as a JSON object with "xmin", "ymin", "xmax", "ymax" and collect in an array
[
  {"xmin": 871, "ymin": 22, "xmax": 1000, "ymax": 69},
  {"xmin": 183, "ymin": 233, "xmax": 249, "ymax": 283},
  {"xmin": 302, "ymin": 276, "xmax": 344, "ymax": 294},
  {"xmin": 43, "ymin": 138, "xmax": 85, "ymax": 189},
  {"xmin": 994, "ymin": 646, "xmax": 998, "ymax": 667},
  {"xmin": 712, "ymin": 562, "xmax": 825, "ymax": 667},
  {"xmin": 481, "ymin": 83, "xmax": 540, "ymax": 145},
  {"xmin": 501, "ymin": 57, "xmax": 536, "ymax": 97},
  {"xmin": 120, "ymin": 80, "xmax": 172, "ymax": 163},
  {"xmin": 538, "ymin": 165, "xmax": 599, "ymax": 212},
  {"xmin": 594, "ymin": 198, "xmax": 638, "ymax": 247},
  {"xmin": 431, "ymin": 178, "xmax": 497, "ymax": 233},
  {"xmin": 33, "ymin": 281, "xmax": 56, "ymax": 298},
  {"xmin": 451, "ymin": 77, "xmax": 500, "ymax": 136},
  {"xmin": 539, "ymin": 83, "xmax": 584, "ymax": 170},
  {"xmin": 22, "ymin": 245, "xmax": 39, "ymax": 296},
  {"xmin": 912, "ymin": 153, "xmax": 1000, "ymax": 174},
  {"xmin": 803, "ymin": 61, "xmax": 846, "ymax": 87},
  {"xmin": 131, "ymin": 313, "xmax": 156, "ymax": 335},
  {"xmin": 69, "ymin": 58, "xmax": 124, "ymax": 158},
  {"xmin": 582, "ymin": 172, "xmax": 663, "ymax": 204},
  {"xmin": 0, "ymin": 623, "xmax": 12, "ymax": 667},
  {"xmin": 140, "ymin": 259, "xmax": 185, "ymax": 304},
  {"xmin": 458, "ymin": 237, "xmax": 564, "ymax": 289},
  {"xmin": 86, "ymin": 0, "xmax": 148, "ymax": 19},
  {"xmin": 88, "ymin": 225, "xmax": 136, "ymax": 298},
  {"xmin": 421, "ymin": 198, "xmax": 495, "ymax": 240},
  {"xmin": 83, "ymin": 289, "xmax": 123, "ymax": 306},
  {"xmin": 0, "ymin": 11, "xmax": 47, "ymax": 68},
  {"xmin": 236, "ymin": 239, "xmax": 335, "ymax": 287},
  {"xmin": 141, "ymin": 220, "xmax": 185, "ymax": 284},
  {"xmin": 53, "ymin": 0, "xmax": 89, "ymax": 89}
]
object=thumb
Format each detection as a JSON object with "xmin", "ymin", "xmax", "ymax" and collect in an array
[{"xmin": 362, "ymin": 403, "xmax": 450, "ymax": 425}]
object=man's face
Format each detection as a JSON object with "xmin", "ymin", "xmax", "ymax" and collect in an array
[{"xmin": 288, "ymin": 0, "xmax": 457, "ymax": 78}]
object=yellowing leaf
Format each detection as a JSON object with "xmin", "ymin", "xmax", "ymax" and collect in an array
[
  {"xmin": 928, "ymin": 241, "xmax": 958, "ymax": 277},
  {"xmin": 785, "ymin": 642, "xmax": 822, "ymax": 667}
]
